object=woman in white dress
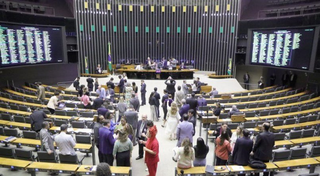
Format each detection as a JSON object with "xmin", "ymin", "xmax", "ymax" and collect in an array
[{"xmin": 165, "ymin": 102, "xmax": 181, "ymax": 140}]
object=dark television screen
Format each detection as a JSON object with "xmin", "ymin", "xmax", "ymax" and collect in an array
[
  {"xmin": 249, "ymin": 27, "xmax": 315, "ymax": 70},
  {"xmin": 0, "ymin": 22, "xmax": 64, "ymax": 68}
]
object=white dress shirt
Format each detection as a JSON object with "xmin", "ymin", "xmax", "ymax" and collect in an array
[
  {"xmin": 55, "ymin": 132, "xmax": 76, "ymax": 155},
  {"xmin": 47, "ymin": 96, "xmax": 58, "ymax": 109}
]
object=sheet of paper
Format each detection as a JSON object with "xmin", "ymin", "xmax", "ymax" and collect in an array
[{"xmin": 231, "ymin": 166, "xmax": 245, "ymax": 171}]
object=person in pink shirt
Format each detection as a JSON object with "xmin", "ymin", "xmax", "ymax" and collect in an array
[
  {"xmin": 215, "ymin": 131, "xmax": 232, "ymax": 165},
  {"xmin": 80, "ymin": 91, "xmax": 91, "ymax": 109}
]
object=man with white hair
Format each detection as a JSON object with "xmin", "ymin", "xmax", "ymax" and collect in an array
[
  {"xmin": 228, "ymin": 105, "xmax": 240, "ymax": 117},
  {"xmin": 136, "ymin": 114, "xmax": 148, "ymax": 160},
  {"xmin": 96, "ymin": 86, "xmax": 106, "ymax": 101},
  {"xmin": 210, "ymin": 87, "xmax": 219, "ymax": 98}
]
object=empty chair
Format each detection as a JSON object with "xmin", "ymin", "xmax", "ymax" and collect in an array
[
  {"xmin": 282, "ymin": 107, "xmax": 290, "ymax": 114},
  {"xmin": 23, "ymin": 131, "xmax": 37, "ymax": 139},
  {"xmin": 245, "ymin": 111, "xmax": 256, "ymax": 117},
  {"xmin": 272, "ymin": 150, "xmax": 290, "ymax": 161},
  {"xmin": 277, "ymin": 100, "xmax": 285, "ymax": 105},
  {"xmin": 309, "ymin": 146, "xmax": 320, "ymax": 157},
  {"xmin": 228, "ymin": 99, "xmax": 238, "ymax": 103},
  {"xmin": 0, "ymin": 147, "xmax": 15, "ymax": 158},
  {"xmin": 55, "ymin": 110, "xmax": 66, "ymax": 116},
  {"xmin": 228, "ymin": 123, "xmax": 238, "ymax": 130},
  {"xmin": 76, "ymin": 135, "xmax": 92, "ymax": 156},
  {"xmin": 80, "ymin": 112, "xmax": 94, "ymax": 117},
  {"xmin": 37, "ymin": 151, "xmax": 57, "ymax": 163},
  {"xmin": 4, "ymin": 128, "xmax": 19, "ymax": 137},
  {"xmin": 302, "ymin": 129, "xmax": 315, "ymax": 138},
  {"xmin": 300, "ymin": 105, "xmax": 308, "ymax": 111},
  {"xmin": 54, "ymin": 119, "xmax": 68, "ymax": 127},
  {"xmin": 288, "ymin": 130, "xmax": 302, "ymax": 139},
  {"xmin": 9, "ymin": 104, "xmax": 19, "ymax": 110},
  {"xmin": 248, "ymin": 104, "xmax": 258, "ymax": 108},
  {"xmin": 1, "ymin": 113, "xmax": 12, "ymax": 121},
  {"xmin": 249, "ymin": 97, "xmax": 258, "ymax": 101},
  {"xmin": 15, "ymin": 148, "xmax": 35, "ymax": 161},
  {"xmin": 308, "ymin": 115, "xmax": 318, "ymax": 121},
  {"xmin": 14, "ymin": 115, "xmax": 25, "ymax": 122},
  {"xmin": 18, "ymin": 105, "xmax": 29, "ymax": 112},
  {"xmin": 243, "ymin": 122, "xmax": 256, "ymax": 128},
  {"xmin": 274, "ymin": 133, "xmax": 286, "ymax": 141},
  {"xmin": 240, "ymin": 97, "xmax": 249, "ymax": 102},
  {"xmin": 65, "ymin": 103, "xmax": 76, "ymax": 108},
  {"xmin": 308, "ymin": 103, "xmax": 315, "ymax": 110},
  {"xmin": 219, "ymin": 99, "xmax": 228, "ymax": 103},
  {"xmin": 269, "ymin": 109, "xmax": 279, "ymax": 115},
  {"xmin": 209, "ymin": 124, "xmax": 219, "ymax": 130},
  {"xmin": 71, "ymin": 121, "xmax": 86, "ymax": 128},
  {"xmin": 66, "ymin": 111, "xmax": 78, "ymax": 116},
  {"xmin": 266, "ymin": 95, "xmax": 273, "ymax": 99},
  {"xmin": 234, "ymin": 93, "xmax": 241, "ymax": 97},
  {"xmin": 290, "ymin": 106, "xmax": 299, "ymax": 112},
  {"xmin": 259, "ymin": 110, "xmax": 270, "ymax": 116},
  {"xmin": 290, "ymin": 148, "xmax": 307, "ymax": 160},
  {"xmin": 24, "ymin": 116, "xmax": 31, "ymax": 123},
  {"xmin": 77, "ymin": 104, "xmax": 85, "ymax": 109},
  {"xmin": 273, "ymin": 120, "xmax": 284, "ymax": 126},
  {"xmin": 258, "ymin": 102, "xmax": 267, "ymax": 107},
  {"xmin": 25, "ymin": 98, "xmax": 34, "ymax": 103},
  {"xmin": 269, "ymin": 101, "xmax": 277, "ymax": 106},
  {"xmin": 237, "ymin": 104, "xmax": 247, "ymax": 109},
  {"xmin": 0, "ymin": 127, "xmax": 4, "ymax": 135},
  {"xmin": 285, "ymin": 118, "xmax": 296, "ymax": 125},
  {"xmin": 298, "ymin": 116, "xmax": 308, "ymax": 123},
  {"xmin": 219, "ymin": 113, "xmax": 228, "ymax": 119},
  {"xmin": 0, "ymin": 102, "xmax": 8, "ymax": 108},
  {"xmin": 258, "ymin": 96, "xmax": 266, "ymax": 100},
  {"xmin": 286, "ymin": 98, "xmax": 298, "ymax": 104},
  {"xmin": 299, "ymin": 95, "xmax": 310, "ymax": 101},
  {"xmin": 59, "ymin": 154, "xmax": 80, "ymax": 164}
]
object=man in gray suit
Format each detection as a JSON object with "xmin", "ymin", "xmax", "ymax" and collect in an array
[
  {"xmin": 176, "ymin": 114, "xmax": 194, "ymax": 147},
  {"xmin": 39, "ymin": 121, "xmax": 55, "ymax": 154},
  {"xmin": 175, "ymin": 86, "xmax": 185, "ymax": 109},
  {"xmin": 37, "ymin": 82, "xmax": 46, "ymax": 101},
  {"xmin": 129, "ymin": 93, "xmax": 140, "ymax": 112},
  {"xmin": 140, "ymin": 80, "xmax": 146, "ymax": 106},
  {"xmin": 124, "ymin": 105, "xmax": 139, "ymax": 146},
  {"xmin": 182, "ymin": 80, "xmax": 189, "ymax": 95}
]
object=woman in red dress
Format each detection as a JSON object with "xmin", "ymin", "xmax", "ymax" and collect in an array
[{"xmin": 143, "ymin": 125, "xmax": 159, "ymax": 176}]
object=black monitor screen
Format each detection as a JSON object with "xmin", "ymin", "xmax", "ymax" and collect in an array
[
  {"xmin": 0, "ymin": 22, "xmax": 64, "ymax": 68},
  {"xmin": 249, "ymin": 27, "xmax": 315, "ymax": 70}
]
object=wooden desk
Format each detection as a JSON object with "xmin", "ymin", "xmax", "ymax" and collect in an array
[
  {"xmin": 260, "ymin": 108, "xmax": 320, "ymax": 120},
  {"xmin": 314, "ymin": 157, "xmax": 320, "ymax": 162},
  {"xmin": 7, "ymin": 121, "xmax": 31, "ymax": 129},
  {"xmin": 290, "ymin": 136, "xmax": 320, "ymax": 145},
  {"xmin": 81, "ymin": 73, "xmax": 110, "ymax": 78},
  {"xmin": 4, "ymin": 88, "xmax": 50, "ymax": 100},
  {"xmin": 42, "ymin": 84, "xmax": 78, "ymax": 93},
  {"xmin": 27, "ymin": 162, "xmax": 79, "ymax": 172},
  {"xmin": 77, "ymin": 165, "xmax": 131, "ymax": 175},
  {"xmin": 228, "ymin": 163, "xmax": 277, "ymax": 174},
  {"xmin": 273, "ymin": 120, "xmax": 320, "ymax": 131},
  {"xmin": 175, "ymin": 166, "xmax": 229, "ymax": 175},
  {"xmin": 274, "ymin": 140, "xmax": 293, "ymax": 147},
  {"xmin": 0, "ymin": 119, "xmax": 9, "ymax": 126},
  {"xmin": 273, "ymin": 158, "xmax": 319, "ymax": 169},
  {"xmin": 201, "ymin": 85, "xmax": 212, "ymax": 93},
  {"xmin": 117, "ymin": 68, "xmax": 198, "ymax": 79},
  {"xmin": 22, "ymin": 86, "xmax": 75, "ymax": 97},
  {"xmin": 208, "ymin": 74, "xmax": 233, "ymax": 79},
  {"xmin": 0, "ymin": 157, "xmax": 32, "ymax": 169}
]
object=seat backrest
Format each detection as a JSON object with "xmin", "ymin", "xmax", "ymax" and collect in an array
[
  {"xmin": 290, "ymin": 148, "xmax": 307, "ymax": 160},
  {"xmin": 4, "ymin": 128, "xmax": 18, "ymax": 137},
  {"xmin": 248, "ymin": 104, "xmax": 257, "ymax": 108},
  {"xmin": 0, "ymin": 147, "xmax": 15, "ymax": 158},
  {"xmin": 245, "ymin": 111, "xmax": 256, "ymax": 117},
  {"xmin": 259, "ymin": 111, "xmax": 269, "ymax": 116},
  {"xmin": 258, "ymin": 103, "xmax": 266, "ymax": 107},
  {"xmin": 272, "ymin": 120, "xmax": 284, "ymax": 126},
  {"xmin": 298, "ymin": 116, "xmax": 309, "ymax": 123},
  {"xmin": 310, "ymin": 146, "xmax": 320, "ymax": 157},
  {"xmin": 285, "ymin": 119, "xmax": 296, "ymax": 125},
  {"xmin": 71, "ymin": 121, "xmax": 86, "ymax": 128},
  {"xmin": 228, "ymin": 123, "xmax": 238, "ymax": 130},
  {"xmin": 15, "ymin": 148, "xmax": 33, "ymax": 161},
  {"xmin": 66, "ymin": 111, "xmax": 78, "ymax": 116},
  {"xmin": 55, "ymin": 110, "xmax": 66, "ymax": 116},
  {"xmin": 277, "ymin": 100, "xmax": 284, "ymax": 105},
  {"xmin": 274, "ymin": 133, "xmax": 285, "ymax": 141},
  {"xmin": 37, "ymin": 151, "xmax": 57, "ymax": 163},
  {"xmin": 288, "ymin": 130, "xmax": 302, "ymax": 139},
  {"xmin": 58, "ymin": 154, "xmax": 78, "ymax": 164},
  {"xmin": 237, "ymin": 104, "xmax": 247, "ymax": 109},
  {"xmin": 273, "ymin": 150, "xmax": 291, "ymax": 161},
  {"xmin": 244, "ymin": 122, "xmax": 256, "ymax": 128},
  {"xmin": 1, "ymin": 113, "xmax": 11, "ymax": 121},
  {"xmin": 76, "ymin": 135, "xmax": 91, "ymax": 144},
  {"xmin": 25, "ymin": 116, "xmax": 31, "ymax": 123},
  {"xmin": 290, "ymin": 106, "xmax": 299, "ymax": 112},
  {"xmin": 302, "ymin": 129, "xmax": 315, "ymax": 138},
  {"xmin": 19, "ymin": 106, "xmax": 29, "ymax": 112},
  {"xmin": 23, "ymin": 131, "xmax": 37, "ymax": 139},
  {"xmin": 54, "ymin": 119, "xmax": 68, "ymax": 127},
  {"xmin": 80, "ymin": 112, "xmax": 94, "ymax": 117},
  {"xmin": 14, "ymin": 115, "xmax": 25, "ymax": 122},
  {"xmin": 308, "ymin": 115, "xmax": 318, "ymax": 121}
]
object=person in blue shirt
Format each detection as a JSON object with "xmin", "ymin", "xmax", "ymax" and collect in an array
[{"xmin": 96, "ymin": 86, "xmax": 106, "ymax": 101}]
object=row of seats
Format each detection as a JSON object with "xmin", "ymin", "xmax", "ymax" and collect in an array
[
  {"xmin": 273, "ymin": 146, "xmax": 320, "ymax": 161},
  {"xmin": 267, "ymin": 0, "xmax": 319, "ymax": 6},
  {"xmin": 261, "ymin": 3, "xmax": 320, "ymax": 18}
]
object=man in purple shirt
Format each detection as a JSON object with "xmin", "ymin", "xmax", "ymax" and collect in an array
[
  {"xmin": 197, "ymin": 93, "xmax": 207, "ymax": 109},
  {"xmin": 179, "ymin": 99, "xmax": 190, "ymax": 122},
  {"xmin": 99, "ymin": 119, "xmax": 116, "ymax": 165}
]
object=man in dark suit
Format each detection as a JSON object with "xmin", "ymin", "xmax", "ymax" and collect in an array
[
  {"xmin": 188, "ymin": 109, "xmax": 196, "ymax": 136},
  {"xmin": 92, "ymin": 96, "xmax": 104, "ymax": 110},
  {"xmin": 30, "ymin": 107, "xmax": 48, "ymax": 132},
  {"xmin": 136, "ymin": 114, "xmax": 148, "ymax": 160},
  {"xmin": 153, "ymin": 87, "xmax": 161, "ymax": 119},
  {"xmin": 165, "ymin": 77, "xmax": 176, "ymax": 99},
  {"xmin": 252, "ymin": 122, "xmax": 275, "ymax": 176},
  {"xmin": 186, "ymin": 93, "xmax": 198, "ymax": 113},
  {"xmin": 282, "ymin": 71, "xmax": 289, "ymax": 86},
  {"xmin": 196, "ymin": 77, "xmax": 202, "ymax": 94},
  {"xmin": 140, "ymin": 80, "xmax": 146, "ymax": 106},
  {"xmin": 232, "ymin": 129, "xmax": 253, "ymax": 171},
  {"xmin": 289, "ymin": 71, "xmax": 297, "ymax": 88},
  {"xmin": 107, "ymin": 77, "xmax": 115, "ymax": 89},
  {"xmin": 124, "ymin": 105, "xmax": 139, "ymax": 146},
  {"xmin": 214, "ymin": 123, "xmax": 232, "ymax": 139},
  {"xmin": 129, "ymin": 93, "xmax": 140, "ymax": 112},
  {"xmin": 161, "ymin": 89, "xmax": 169, "ymax": 120},
  {"xmin": 118, "ymin": 75, "xmax": 124, "ymax": 93},
  {"xmin": 243, "ymin": 72, "xmax": 250, "ymax": 90},
  {"xmin": 96, "ymin": 64, "xmax": 102, "ymax": 74},
  {"xmin": 179, "ymin": 99, "xmax": 190, "ymax": 122},
  {"xmin": 86, "ymin": 76, "xmax": 94, "ymax": 92},
  {"xmin": 73, "ymin": 77, "xmax": 80, "ymax": 91}
]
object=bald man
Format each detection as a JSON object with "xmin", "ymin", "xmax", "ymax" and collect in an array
[{"xmin": 136, "ymin": 114, "xmax": 148, "ymax": 160}]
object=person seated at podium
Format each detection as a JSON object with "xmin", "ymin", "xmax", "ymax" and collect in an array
[
  {"xmin": 96, "ymin": 64, "xmax": 103, "ymax": 74},
  {"xmin": 228, "ymin": 105, "xmax": 240, "ymax": 118},
  {"xmin": 170, "ymin": 57, "xmax": 178, "ymax": 69},
  {"xmin": 162, "ymin": 57, "xmax": 168, "ymax": 69},
  {"xmin": 135, "ymin": 63, "xmax": 144, "ymax": 70},
  {"xmin": 180, "ymin": 62, "xmax": 186, "ymax": 69},
  {"xmin": 146, "ymin": 57, "xmax": 152, "ymax": 67}
]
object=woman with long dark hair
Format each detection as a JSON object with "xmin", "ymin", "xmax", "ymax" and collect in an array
[
  {"xmin": 173, "ymin": 138, "xmax": 195, "ymax": 169},
  {"xmin": 215, "ymin": 131, "xmax": 232, "ymax": 165},
  {"xmin": 193, "ymin": 137, "xmax": 209, "ymax": 166}
]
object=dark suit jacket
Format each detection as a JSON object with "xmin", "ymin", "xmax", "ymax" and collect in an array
[
  {"xmin": 96, "ymin": 67, "xmax": 102, "ymax": 74},
  {"xmin": 165, "ymin": 80, "xmax": 176, "ymax": 93},
  {"xmin": 141, "ymin": 83, "xmax": 146, "ymax": 93},
  {"xmin": 30, "ymin": 110, "xmax": 48, "ymax": 132},
  {"xmin": 214, "ymin": 127, "xmax": 232, "ymax": 139},
  {"xmin": 161, "ymin": 94, "xmax": 169, "ymax": 104},
  {"xmin": 129, "ymin": 97, "xmax": 140, "ymax": 112},
  {"xmin": 118, "ymin": 78, "xmax": 124, "ymax": 88},
  {"xmin": 253, "ymin": 131, "xmax": 275, "ymax": 161},
  {"xmin": 243, "ymin": 73, "xmax": 250, "ymax": 83},
  {"xmin": 179, "ymin": 104, "xmax": 190, "ymax": 119},
  {"xmin": 125, "ymin": 110, "xmax": 139, "ymax": 129},
  {"xmin": 136, "ymin": 120, "xmax": 148, "ymax": 139},
  {"xmin": 186, "ymin": 97, "xmax": 198, "ymax": 112},
  {"xmin": 233, "ymin": 137, "xmax": 253, "ymax": 165},
  {"xmin": 107, "ymin": 81, "xmax": 115, "ymax": 89},
  {"xmin": 154, "ymin": 91, "xmax": 160, "ymax": 107},
  {"xmin": 87, "ymin": 78, "xmax": 94, "ymax": 88},
  {"xmin": 92, "ymin": 98, "xmax": 104, "ymax": 110}
]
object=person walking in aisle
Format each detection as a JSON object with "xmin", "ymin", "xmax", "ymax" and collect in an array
[
  {"xmin": 165, "ymin": 102, "xmax": 181, "ymax": 140},
  {"xmin": 140, "ymin": 80, "xmax": 147, "ymax": 106}
]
